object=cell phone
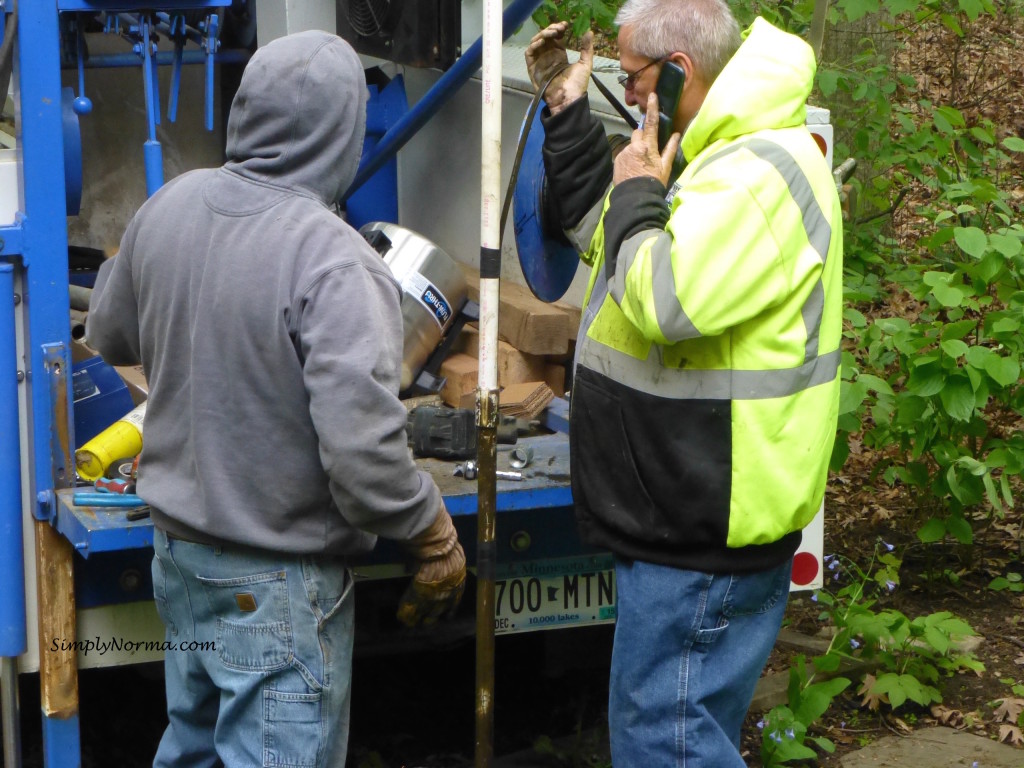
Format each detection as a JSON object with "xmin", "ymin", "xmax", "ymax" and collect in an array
[{"xmin": 654, "ymin": 61, "xmax": 686, "ymax": 150}]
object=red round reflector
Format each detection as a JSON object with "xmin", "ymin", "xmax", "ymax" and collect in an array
[
  {"xmin": 811, "ymin": 132, "xmax": 828, "ymax": 157},
  {"xmin": 791, "ymin": 551, "xmax": 820, "ymax": 586}
]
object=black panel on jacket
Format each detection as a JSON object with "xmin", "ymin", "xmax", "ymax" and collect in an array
[
  {"xmin": 602, "ymin": 176, "xmax": 669, "ymax": 280},
  {"xmin": 540, "ymin": 96, "xmax": 614, "ymax": 230},
  {"xmin": 568, "ymin": 365, "xmax": 801, "ymax": 573}
]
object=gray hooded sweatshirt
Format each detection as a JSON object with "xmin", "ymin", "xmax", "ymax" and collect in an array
[{"xmin": 87, "ymin": 31, "xmax": 440, "ymax": 554}]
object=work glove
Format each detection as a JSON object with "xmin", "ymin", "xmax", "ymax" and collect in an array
[
  {"xmin": 396, "ymin": 501, "xmax": 467, "ymax": 628},
  {"xmin": 524, "ymin": 21, "xmax": 594, "ymax": 116}
]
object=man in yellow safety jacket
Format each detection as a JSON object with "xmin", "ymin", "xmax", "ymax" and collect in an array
[{"xmin": 525, "ymin": 0, "xmax": 843, "ymax": 763}]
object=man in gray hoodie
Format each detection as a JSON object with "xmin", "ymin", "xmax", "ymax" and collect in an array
[{"xmin": 87, "ymin": 31, "xmax": 465, "ymax": 768}]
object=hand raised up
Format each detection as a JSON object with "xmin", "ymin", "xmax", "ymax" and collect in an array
[{"xmin": 524, "ymin": 21, "xmax": 594, "ymax": 116}]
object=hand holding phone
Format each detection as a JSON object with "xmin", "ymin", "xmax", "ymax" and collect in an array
[
  {"xmin": 654, "ymin": 61, "xmax": 686, "ymax": 150},
  {"xmin": 613, "ymin": 94, "xmax": 684, "ymax": 187}
]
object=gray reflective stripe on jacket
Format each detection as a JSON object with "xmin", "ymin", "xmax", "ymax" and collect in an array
[
  {"xmin": 567, "ymin": 185, "xmax": 613, "ymax": 254},
  {"xmin": 586, "ymin": 135, "xmax": 838, "ymax": 399}
]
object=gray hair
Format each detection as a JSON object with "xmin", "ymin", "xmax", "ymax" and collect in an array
[{"xmin": 615, "ymin": 0, "xmax": 742, "ymax": 83}]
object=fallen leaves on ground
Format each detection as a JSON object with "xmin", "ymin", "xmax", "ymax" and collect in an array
[
  {"xmin": 999, "ymin": 724, "xmax": 1024, "ymax": 745},
  {"xmin": 858, "ymin": 674, "xmax": 887, "ymax": 711},
  {"xmin": 930, "ymin": 704, "xmax": 966, "ymax": 728},
  {"xmin": 992, "ymin": 698, "xmax": 1024, "ymax": 723}
]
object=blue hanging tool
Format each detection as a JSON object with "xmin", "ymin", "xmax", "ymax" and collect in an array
[
  {"xmin": 165, "ymin": 13, "xmax": 186, "ymax": 123},
  {"xmin": 134, "ymin": 13, "xmax": 164, "ymax": 195},
  {"xmin": 72, "ymin": 492, "xmax": 146, "ymax": 508},
  {"xmin": 200, "ymin": 13, "xmax": 219, "ymax": 132},
  {"xmin": 72, "ymin": 16, "xmax": 92, "ymax": 116}
]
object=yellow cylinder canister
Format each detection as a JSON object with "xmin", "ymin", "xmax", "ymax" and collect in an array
[{"xmin": 75, "ymin": 401, "xmax": 147, "ymax": 481}]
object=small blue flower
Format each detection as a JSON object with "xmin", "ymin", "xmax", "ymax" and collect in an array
[
  {"xmin": 770, "ymin": 731, "xmax": 783, "ymax": 744},
  {"xmin": 785, "ymin": 727, "xmax": 795, "ymax": 740},
  {"xmin": 828, "ymin": 559, "xmax": 840, "ymax": 571},
  {"xmin": 886, "ymin": 580, "xmax": 896, "ymax": 592},
  {"xmin": 883, "ymin": 541, "xmax": 894, "ymax": 551},
  {"xmin": 850, "ymin": 638, "xmax": 860, "ymax": 649},
  {"xmin": 810, "ymin": 593, "xmax": 818, "ymax": 602},
  {"xmin": 840, "ymin": 721, "xmax": 846, "ymax": 729},
  {"xmin": 757, "ymin": 719, "xmax": 765, "ymax": 730},
  {"xmin": 971, "ymin": 762, "xmax": 979, "ymax": 768}
]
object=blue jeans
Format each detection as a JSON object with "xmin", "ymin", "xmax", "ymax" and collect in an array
[
  {"xmin": 150, "ymin": 529, "xmax": 355, "ymax": 768},
  {"xmin": 609, "ymin": 557, "xmax": 792, "ymax": 768}
]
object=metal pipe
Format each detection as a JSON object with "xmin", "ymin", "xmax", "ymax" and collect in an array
[
  {"xmin": 140, "ymin": 15, "xmax": 164, "ymax": 196},
  {"xmin": 0, "ymin": 263, "xmax": 26, "ymax": 659},
  {"xmin": 1, "ymin": 262, "xmax": 24, "ymax": 768},
  {"xmin": 69, "ymin": 309, "xmax": 86, "ymax": 342},
  {"xmin": 61, "ymin": 49, "xmax": 251, "ymax": 70},
  {"xmin": 474, "ymin": 0, "xmax": 506, "ymax": 763},
  {"xmin": 154, "ymin": 11, "xmax": 205, "ymax": 49},
  {"xmin": 68, "ymin": 284, "xmax": 91, "ymax": 312},
  {"xmin": 341, "ymin": 0, "xmax": 543, "ymax": 203},
  {"xmin": 474, "ymin": 393, "xmax": 498, "ymax": 768}
]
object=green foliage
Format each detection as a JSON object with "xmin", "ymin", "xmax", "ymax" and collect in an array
[
  {"xmin": 808, "ymin": 0, "xmax": 1024, "ymax": 548},
  {"xmin": 759, "ymin": 657, "xmax": 850, "ymax": 766},
  {"xmin": 532, "ymin": 0, "xmax": 620, "ymax": 40},
  {"xmin": 989, "ymin": 572, "xmax": 1024, "ymax": 592},
  {"xmin": 761, "ymin": 541, "xmax": 983, "ymax": 765}
]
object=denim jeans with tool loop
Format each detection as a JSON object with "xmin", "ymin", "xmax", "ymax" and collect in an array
[{"xmin": 151, "ymin": 528, "xmax": 355, "ymax": 768}]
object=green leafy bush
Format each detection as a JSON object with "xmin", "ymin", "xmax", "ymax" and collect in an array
[
  {"xmin": 762, "ymin": 541, "xmax": 983, "ymax": 765},
  {"xmin": 532, "ymin": 0, "xmax": 619, "ymax": 39},
  {"xmin": 787, "ymin": 0, "xmax": 1024, "ymax": 549}
]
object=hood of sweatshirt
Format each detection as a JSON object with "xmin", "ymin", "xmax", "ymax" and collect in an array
[
  {"xmin": 682, "ymin": 17, "xmax": 816, "ymax": 161},
  {"xmin": 223, "ymin": 30, "xmax": 367, "ymax": 206}
]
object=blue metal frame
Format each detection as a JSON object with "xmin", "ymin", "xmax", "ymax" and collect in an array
[
  {"xmin": 0, "ymin": 264, "xmax": 25, "ymax": 659},
  {"xmin": 347, "ymin": 75, "xmax": 408, "ymax": 230},
  {"xmin": 17, "ymin": 3, "xmax": 82, "ymax": 764},
  {"xmin": 58, "ymin": 0, "xmax": 223, "ymax": 9},
  {"xmin": 21, "ymin": 3, "xmax": 74, "ymax": 521}
]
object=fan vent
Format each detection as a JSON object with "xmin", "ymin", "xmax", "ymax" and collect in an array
[
  {"xmin": 346, "ymin": 0, "xmax": 392, "ymax": 37},
  {"xmin": 336, "ymin": 0, "xmax": 461, "ymax": 69}
]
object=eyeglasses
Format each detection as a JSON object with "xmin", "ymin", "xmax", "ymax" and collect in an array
[{"xmin": 616, "ymin": 56, "xmax": 668, "ymax": 89}]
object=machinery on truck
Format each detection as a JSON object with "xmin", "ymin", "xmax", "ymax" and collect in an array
[{"xmin": 0, "ymin": 1, "xmax": 831, "ymax": 764}]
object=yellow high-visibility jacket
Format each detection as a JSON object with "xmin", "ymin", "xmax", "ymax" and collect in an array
[{"xmin": 542, "ymin": 18, "xmax": 843, "ymax": 572}]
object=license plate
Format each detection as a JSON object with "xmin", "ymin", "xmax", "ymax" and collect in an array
[{"xmin": 494, "ymin": 554, "xmax": 617, "ymax": 635}]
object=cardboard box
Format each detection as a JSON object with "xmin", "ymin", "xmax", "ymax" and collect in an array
[{"xmin": 72, "ymin": 339, "xmax": 148, "ymax": 405}]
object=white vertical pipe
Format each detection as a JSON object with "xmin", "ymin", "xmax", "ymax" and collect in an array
[
  {"xmin": 475, "ymin": 0, "xmax": 502, "ymax": 765},
  {"xmin": 478, "ymin": 0, "xmax": 502, "ymax": 390}
]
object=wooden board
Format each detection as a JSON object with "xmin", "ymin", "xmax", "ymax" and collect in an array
[{"xmin": 460, "ymin": 265, "xmax": 576, "ymax": 355}]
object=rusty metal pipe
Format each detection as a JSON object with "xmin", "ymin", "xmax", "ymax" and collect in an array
[{"xmin": 474, "ymin": 389, "xmax": 499, "ymax": 768}]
